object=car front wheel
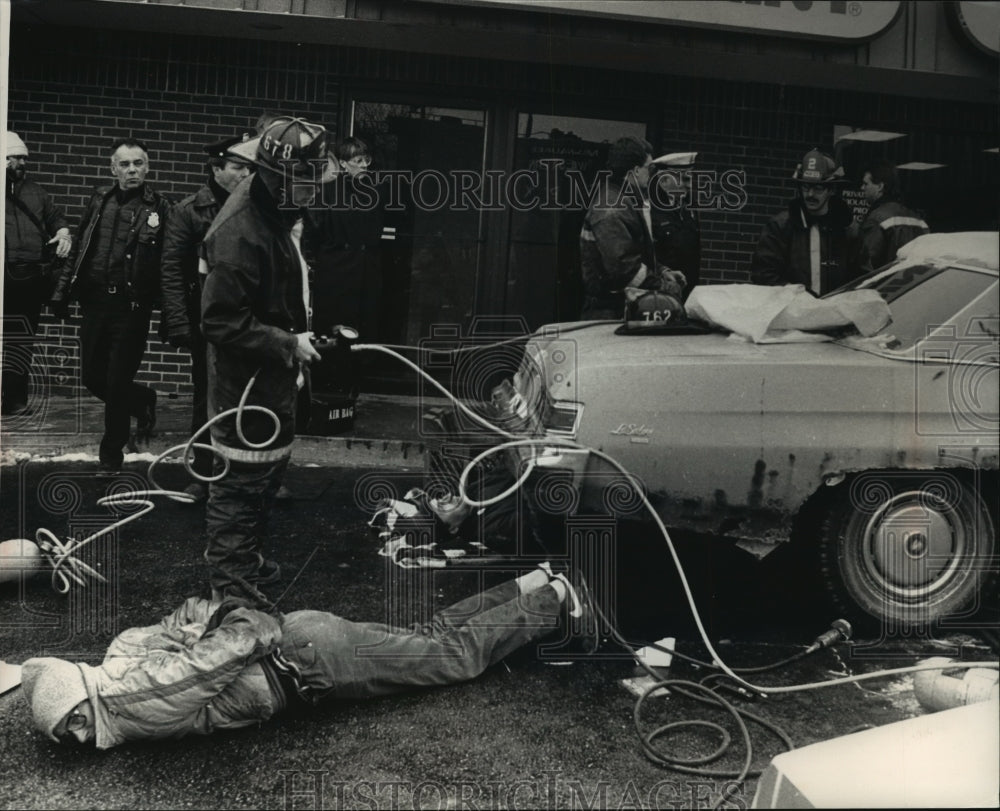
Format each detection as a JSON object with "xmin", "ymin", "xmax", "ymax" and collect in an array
[{"xmin": 818, "ymin": 473, "xmax": 997, "ymax": 631}]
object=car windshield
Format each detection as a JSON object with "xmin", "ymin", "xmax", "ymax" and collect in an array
[{"xmin": 830, "ymin": 263, "xmax": 997, "ymax": 351}]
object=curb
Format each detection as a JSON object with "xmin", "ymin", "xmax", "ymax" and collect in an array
[{"xmin": 0, "ymin": 432, "xmax": 429, "ymax": 469}]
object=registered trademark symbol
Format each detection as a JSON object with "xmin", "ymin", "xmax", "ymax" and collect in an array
[{"xmin": 849, "ymin": 2, "xmax": 862, "ymax": 15}]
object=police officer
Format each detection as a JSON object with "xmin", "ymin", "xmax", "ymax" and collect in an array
[
  {"xmin": 649, "ymin": 151, "xmax": 701, "ymax": 300},
  {"xmin": 160, "ymin": 135, "xmax": 253, "ymax": 502},
  {"xmin": 750, "ymin": 148, "xmax": 860, "ymax": 295},
  {"xmin": 50, "ymin": 137, "xmax": 172, "ymax": 472}
]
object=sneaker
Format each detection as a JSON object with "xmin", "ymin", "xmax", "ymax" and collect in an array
[
  {"xmin": 136, "ymin": 392, "xmax": 157, "ymax": 441},
  {"xmin": 428, "ymin": 493, "xmax": 472, "ymax": 530},
  {"xmin": 181, "ymin": 482, "xmax": 208, "ymax": 504},
  {"xmin": 553, "ymin": 570, "xmax": 601, "ymax": 654}
]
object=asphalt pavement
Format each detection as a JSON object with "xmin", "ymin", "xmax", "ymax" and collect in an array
[
  {"xmin": 2, "ymin": 389, "xmax": 998, "ymax": 809},
  {"xmin": 0, "ymin": 387, "xmax": 445, "ymax": 469},
  {"xmin": 1, "ymin": 453, "xmax": 997, "ymax": 810}
]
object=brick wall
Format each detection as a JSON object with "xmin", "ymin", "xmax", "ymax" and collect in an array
[
  {"xmin": 7, "ymin": 23, "xmax": 996, "ymax": 396},
  {"xmin": 8, "ymin": 27, "xmax": 342, "ymax": 396}
]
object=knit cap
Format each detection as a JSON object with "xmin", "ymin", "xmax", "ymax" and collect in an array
[
  {"xmin": 5, "ymin": 131, "xmax": 28, "ymax": 157},
  {"xmin": 20, "ymin": 657, "xmax": 89, "ymax": 742}
]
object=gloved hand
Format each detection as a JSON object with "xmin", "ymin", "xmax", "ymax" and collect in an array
[{"xmin": 653, "ymin": 266, "xmax": 686, "ymax": 300}]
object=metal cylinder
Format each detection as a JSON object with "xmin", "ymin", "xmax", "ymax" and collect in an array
[{"xmin": 0, "ymin": 538, "xmax": 43, "ymax": 584}]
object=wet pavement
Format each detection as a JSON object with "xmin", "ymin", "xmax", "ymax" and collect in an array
[
  {"xmin": 1, "ymin": 458, "xmax": 997, "ymax": 810},
  {"xmin": 0, "ymin": 388, "xmax": 446, "ymax": 469}
]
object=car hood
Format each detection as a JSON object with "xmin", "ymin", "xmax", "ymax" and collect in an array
[{"xmin": 527, "ymin": 321, "xmax": 867, "ymax": 402}]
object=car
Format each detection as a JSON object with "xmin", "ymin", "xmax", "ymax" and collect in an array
[{"xmin": 426, "ymin": 233, "xmax": 999, "ymax": 631}]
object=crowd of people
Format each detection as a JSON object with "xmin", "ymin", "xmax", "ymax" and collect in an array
[
  {"xmin": 4, "ymin": 126, "xmax": 933, "ymax": 440},
  {"xmin": 7, "ymin": 115, "xmax": 598, "ymax": 750},
  {"xmin": 4, "ymin": 119, "xmax": 933, "ymax": 749},
  {"xmin": 580, "ymin": 137, "xmax": 929, "ymax": 321}
]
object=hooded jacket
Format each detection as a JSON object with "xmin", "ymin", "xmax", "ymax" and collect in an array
[
  {"xmin": 62, "ymin": 598, "xmax": 282, "ymax": 749},
  {"xmin": 201, "ymin": 173, "xmax": 306, "ymax": 457},
  {"xmin": 750, "ymin": 195, "xmax": 860, "ymax": 295}
]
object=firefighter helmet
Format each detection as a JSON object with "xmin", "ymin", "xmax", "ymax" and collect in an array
[{"xmin": 792, "ymin": 149, "xmax": 845, "ymax": 184}]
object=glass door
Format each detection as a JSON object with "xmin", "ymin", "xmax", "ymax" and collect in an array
[{"xmin": 350, "ymin": 100, "xmax": 488, "ymax": 346}]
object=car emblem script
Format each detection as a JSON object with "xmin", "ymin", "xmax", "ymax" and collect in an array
[{"xmin": 611, "ymin": 423, "xmax": 653, "ymax": 443}]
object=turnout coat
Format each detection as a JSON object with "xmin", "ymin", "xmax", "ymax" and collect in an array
[
  {"xmin": 201, "ymin": 175, "xmax": 308, "ymax": 457},
  {"xmin": 749, "ymin": 195, "xmax": 859, "ymax": 295}
]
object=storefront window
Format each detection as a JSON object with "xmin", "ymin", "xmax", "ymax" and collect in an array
[{"xmin": 833, "ymin": 125, "xmax": 1000, "ymax": 232}]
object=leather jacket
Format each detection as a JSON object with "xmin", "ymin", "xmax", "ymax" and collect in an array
[
  {"xmin": 50, "ymin": 183, "xmax": 172, "ymax": 308},
  {"xmin": 160, "ymin": 182, "xmax": 227, "ymax": 341}
]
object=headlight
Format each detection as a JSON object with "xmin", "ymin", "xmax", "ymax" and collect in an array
[{"xmin": 509, "ymin": 346, "xmax": 583, "ymax": 439}]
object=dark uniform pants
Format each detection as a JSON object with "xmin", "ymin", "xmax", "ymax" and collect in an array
[{"xmin": 79, "ymin": 291, "xmax": 155, "ymax": 466}]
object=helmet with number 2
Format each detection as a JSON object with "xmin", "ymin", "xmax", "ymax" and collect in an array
[
  {"xmin": 791, "ymin": 149, "xmax": 845, "ymax": 184},
  {"xmin": 255, "ymin": 116, "xmax": 328, "ymax": 179}
]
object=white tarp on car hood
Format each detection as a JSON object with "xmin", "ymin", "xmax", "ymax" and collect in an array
[{"xmin": 685, "ymin": 284, "xmax": 891, "ymax": 343}]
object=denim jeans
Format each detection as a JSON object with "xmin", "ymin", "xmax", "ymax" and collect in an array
[
  {"xmin": 204, "ymin": 455, "xmax": 289, "ymax": 592},
  {"xmin": 279, "ymin": 579, "xmax": 562, "ymax": 700}
]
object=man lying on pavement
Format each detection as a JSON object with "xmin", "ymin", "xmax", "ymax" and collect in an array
[{"xmin": 21, "ymin": 565, "xmax": 595, "ymax": 749}]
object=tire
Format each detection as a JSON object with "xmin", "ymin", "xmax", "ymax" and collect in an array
[{"xmin": 818, "ymin": 472, "xmax": 997, "ymax": 631}]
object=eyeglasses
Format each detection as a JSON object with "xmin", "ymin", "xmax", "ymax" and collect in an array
[
  {"xmin": 57, "ymin": 706, "xmax": 88, "ymax": 743},
  {"xmin": 346, "ymin": 155, "xmax": 372, "ymax": 167},
  {"xmin": 67, "ymin": 708, "xmax": 88, "ymax": 732}
]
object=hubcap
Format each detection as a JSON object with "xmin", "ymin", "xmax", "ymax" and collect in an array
[{"xmin": 863, "ymin": 492, "xmax": 963, "ymax": 595}]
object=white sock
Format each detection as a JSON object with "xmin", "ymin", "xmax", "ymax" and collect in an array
[
  {"xmin": 552, "ymin": 573, "xmax": 582, "ymax": 618},
  {"xmin": 516, "ymin": 567, "xmax": 550, "ymax": 594}
]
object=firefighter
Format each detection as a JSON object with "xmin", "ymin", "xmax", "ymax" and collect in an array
[
  {"xmin": 199, "ymin": 116, "xmax": 325, "ymax": 600},
  {"xmin": 750, "ymin": 149, "xmax": 861, "ymax": 295}
]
